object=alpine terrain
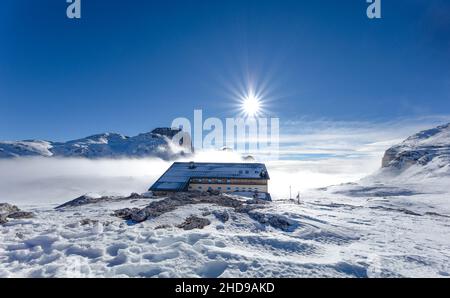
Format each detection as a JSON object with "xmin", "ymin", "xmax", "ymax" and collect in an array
[{"xmin": 0, "ymin": 124, "xmax": 449, "ymax": 277}]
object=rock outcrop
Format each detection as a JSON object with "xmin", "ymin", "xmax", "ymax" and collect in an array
[
  {"xmin": 0, "ymin": 203, "xmax": 20, "ymax": 214},
  {"xmin": 112, "ymin": 192, "xmax": 244, "ymax": 223},
  {"xmin": 111, "ymin": 191, "xmax": 295, "ymax": 231},
  {"xmin": 213, "ymin": 210, "xmax": 230, "ymax": 223},
  {"xmin": 381, "ymin": 123, "xmax": 450, "ymax": 171},
  {"xmin": 0, "ymin": 203, "xmax": 34, "ymax": 224},
  {"xmin": 55, "ymin": 193, "xmax": 148, "ymax": 209},
  {"xmin": 177, "ymin": 216, "xmax": 211, "ymax": 230}
]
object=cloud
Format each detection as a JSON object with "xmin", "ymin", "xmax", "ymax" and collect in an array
[
  {"xmin": 277, "ymin": 115, "xmax": 450, "ymax": 158},
  {"xmin": 0, "ymin": 150, "xmax": 376, "ymax": 206},
  {"xmin": 0, "ymin": 151, "xmax": 247, "ymax": 206},
  {"xmin": 0, "ymin": 158, "xmax": 169, "ymax": 206},
  {"xmin": 266, "ymin": 157, "xmax": 381, "ymax": 199}
]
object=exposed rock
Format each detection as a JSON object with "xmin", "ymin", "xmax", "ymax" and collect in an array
[
  {"xmin": 127, "ymin": 193, "xmax": 144, "ymax": 199},
  {"xmin": 56, "ymin": 195, "xmax": 113, "ymax": 209},
  {"xmin": 112, "ymin": 208, "xmax": 140, "ymax": 220},
  {"xmin": 113, "ymin": 193, "xmax": 246, "ymax": 223},
  {"xmin": 56, "ymin": 192, "xmax": 148, "ymax": 209},
  {"xmin": 111, "ymin": 192, "xmax": 294, "ymax": 231},
  {"xmin": 155, "ymin": 224, "xmax": 172, "ymax": 229},
  {"xmin": 248, "ymin": 212, "xmax": 295, "ymax": 231},
  {"xmin": 267, "ymin": 214, "xmax": 295, "ymax": 231},
  {"xmin": 235, "ymin": 204, "xmax": 264, "ymax": 213},
  {"xmin": 7, "ymin": 211, "xmax": 34, "ymax": 219},
  {"xmin": 242, "ymin": 155, "xmax": 255, "ymax": 161},
  {"xmin": 0, "ymin": 203, "xmax": 20, "ymax": 215},
  {"xmin": 130, "ymin": 209, "xmax": 151, "ymax": 223},
  {"xmin": 207, "ymin": 189, "xmax": 221, "ymax": 196},
  {"xmin": 246, "ymin": 199, "xmax": 269, "ymax": 205},
  {"xmin": 0, "ymin": 203, "xmax": 34, "ymax": 224},
  {"xmin": 213, "ymin": 210, "xmax": 229, "ymax": 223},
  {"xmin": 177, "ymin": 216, "xmax": 211, "ymax": 230},
  {"xmin": 80, "ymin": 218, "xmax": 99, "ymax": 226},
  {"xmin": 0, "ymin": 214, "xmax": 7, "ymax": 224},
  {"xmin": 381, "ymin": 123, "xmax": 450, "ymax": 171}
]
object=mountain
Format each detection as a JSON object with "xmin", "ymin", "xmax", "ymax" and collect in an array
[
  {"xmin": 0, "ymin": 128, "xmax": 191, "ymax": 160},
  {"xmin": 379, "ymin": 123, "xmax": 450, "ymax": 179}
]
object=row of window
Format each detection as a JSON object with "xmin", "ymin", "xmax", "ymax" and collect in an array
[
  {"xmin": 194, "ymin": 178, "xmax": 232, "ymax": 184},
  {"xmin": 193, "ymin": 172, "xmax": 259, "ymax": 183},
  {"xmin": 188, "ymin": 185, "xmax": 260, "ymax": 191}
]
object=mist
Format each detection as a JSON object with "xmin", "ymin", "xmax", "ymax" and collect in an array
[{"xmin": 0, "ymin": 149, "xmax": 381, "ymax": 207}]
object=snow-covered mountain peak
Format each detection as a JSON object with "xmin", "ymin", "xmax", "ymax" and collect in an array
[
  {"xmin": 375, "ymin": 123, "xmax": 450, "ymax": 181},
  {"xmin": 0, "ymin": 128, "xmax": 190, "ymax": 160},
  {"xmin": 401, "ymin": 123, "xmax": 450, "ymax": 147}
]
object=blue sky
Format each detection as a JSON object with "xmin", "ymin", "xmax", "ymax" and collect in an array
[{"xmin": 1, "ymin": 0, "xmax": 449, "ymax": 141}]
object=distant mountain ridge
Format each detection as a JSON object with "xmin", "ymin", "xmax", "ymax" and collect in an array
[
  {"xmin": 0, "ymin": 128, "xmax": 190, "ymax": 160},
  {"xmin": 379, "ymin": 123, "xmax": 450, "ymax": 179}
]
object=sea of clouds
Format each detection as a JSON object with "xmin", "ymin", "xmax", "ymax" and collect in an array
[
  {"xmin": 1, "ymin": 116, "xmax": 448, "ymax": 206},
  {"xmin": 0, "ymin": 150, "xmax": 379, "ymax": 207}
]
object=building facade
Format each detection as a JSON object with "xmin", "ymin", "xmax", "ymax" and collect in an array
[
  {"xmin": 188, "ymin": 177, "xmax": 268, "ymax": 193},
  {"xmin": 149, "ymin": 162, "xmax": 269, "ymax": 194}
]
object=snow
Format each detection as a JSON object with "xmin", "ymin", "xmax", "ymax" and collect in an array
[
  {"xmin": 381, "ymin": 123, "xmax": 450, "ymax": 173},
  {"xmin": 1, "ymin": 123, "xmax": 450, "ymax": 277},
  {"xmin": 0, "ymin": 129, "xmax": 187, "ymax": 160},
  {"xmin": 0, "ymin": 140, "xmax": 53, "ymax": 158},
  {"xmin": 0, "ymin": 180, "xmax": 449, "ymax": 277}
]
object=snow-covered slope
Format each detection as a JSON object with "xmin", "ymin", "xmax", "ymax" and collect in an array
[
  {"xmin": 1, "ymin": 187, "xmax": 449, "ymax": 278},
  {"xmin": 376, "ymin": 123, "xmax": 450, "ymax": 181},
  {"xmin": 0, "ymin": 140, "xmax": 53, "ymax": 158},
  {"xmin": 0, "ymin": 128, "xmax": 190, "ymax": 160}
]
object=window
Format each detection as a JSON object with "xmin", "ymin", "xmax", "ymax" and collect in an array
[
  {"xmin": 198, "ymin": 179, "xmax": 202, "ymax": 183},
  {"xmin": 227, "ymin": 187, "xmax": 231, "ymax": 190},
  {"xmin": 208, "ymin": 187, "xmax": 212, "ymax": 191},
  {"xmin": 208, "ymin": 179, "xmax": 212, "ymax": 183},
  {"xmin": 245, "ymin": 170, "xmax": 249, "ymax": 174},
  {"xmin": 239, "ymin": 170, "xmax": 243, "ymax": 174},
  {"xmin": 217, "ymin": 187, "xmax": 222, "ymax": 190},
  {"xmin": 226, "ymin": 179, "xmax": 231, "ymax": 183},
  {"xmin": 217, "ymin": 179, "xmax": 222, "ymax": 183},
  {"xmin": 198, "ymin": 186, "xmax": 202, "ymax": 189}
]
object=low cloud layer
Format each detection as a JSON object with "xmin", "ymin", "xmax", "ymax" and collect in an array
[
  {"xmin": 1, "ymin": 116, "xmax": 448, "ymax": 206},
  {"xmin": 0, "ymin": 152, "xmax": 378, "ymax": 206},
  {"xmin": 278, "ymin": 115, "xmax": 450, "ymax": 159}
]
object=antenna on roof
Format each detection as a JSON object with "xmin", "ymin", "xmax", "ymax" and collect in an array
[{"xmin": 188, "ymin": 161, "xmax": 196, "ymax": 169}]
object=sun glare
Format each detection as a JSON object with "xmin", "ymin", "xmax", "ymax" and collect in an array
[{"xmin": 241, "ymin": 93, "xmax": 262, "ymax": 118}]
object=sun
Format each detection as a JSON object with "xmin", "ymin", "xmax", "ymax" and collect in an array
[{"xmin": 241, "ymin": 92, "xmax": 262, "ymax": 118}]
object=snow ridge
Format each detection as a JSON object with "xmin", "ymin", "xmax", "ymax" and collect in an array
[
  {"xmin": 0, "ymin": 128, "xmax": 189, "ymax": 160},
  {"xmin": 379, "ymin": 123, "xmax": 450, "ymax": 179}
]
